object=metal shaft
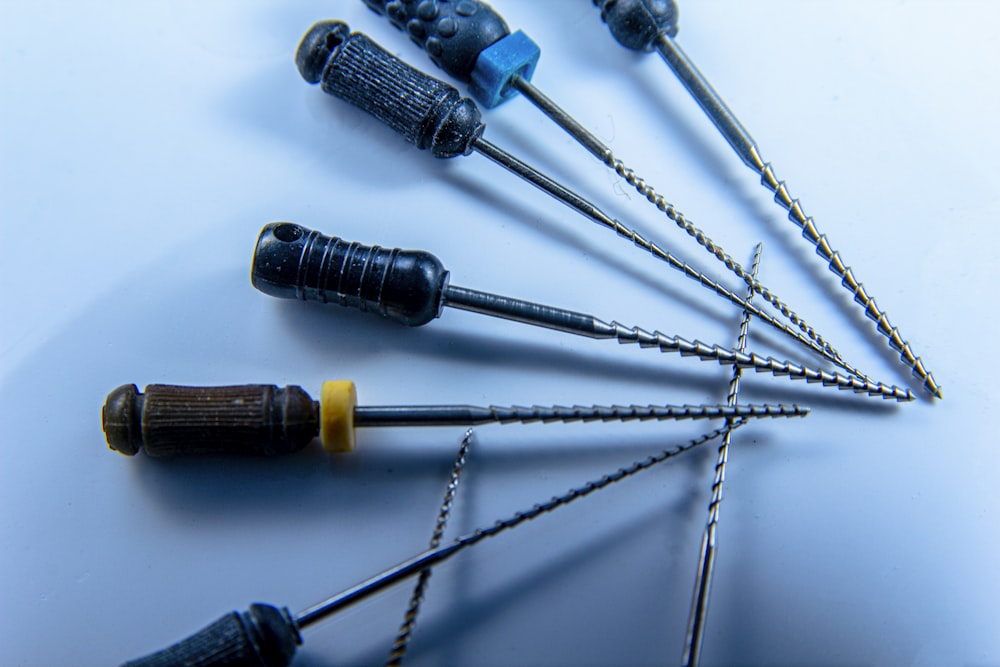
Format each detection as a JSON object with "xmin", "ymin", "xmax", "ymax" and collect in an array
[
  {"xmin": 682, "ymin": 243, "xmax": 762, "ymax": 666},
  {"xmin": 355, "ymin": 403, "xmax": 808, "ymax": 427},
  {"xmin": 654, "ymin": 33, "xmax": 941, "ymax": 398},
  {"xmin": 295, "ymin": 422, "xmax": 741, "ymax": 630},
  {"xmin": 509, "ymin": 76, "xmax": 836, "ymax": 360},
  {"xmin": 442, "ymin": 284, "xmax": 913, "ymax": 401},
  {"xmin": 510, "ymin": 75, "xmax": 612, "ymax": 164},
  {"xmin": 471, "ymin": 136, "xmax": 856, "ymax": 375},
  {"xmin": 386, "ymin": 429, "xmax": 476, "ymax": 666}
]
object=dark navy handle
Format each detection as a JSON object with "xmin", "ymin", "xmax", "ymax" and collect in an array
[
  {"xmin": 252, "ymin": 222, "xmax": 449, "ymax": 327},
  {"xmin": 122, "ymin": 604, "xmax": 301, "ymax": 667},
  {"xmin": 295, "ymin": 20, "xmax": 484, "ymax": 158},
  {"xmin": 363, "ymin": 0, "xmax": 509, "ymax": 80},
  {"xmin": 361, "ymin": 2, "xmax": 540, "ymax": 108},
  {"xmin": 593, "ymin": 0, "xmax": 679, "ymax": 51}
]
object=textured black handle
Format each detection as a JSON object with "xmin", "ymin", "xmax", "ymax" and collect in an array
[
  {"xmin": 102, "ymin": 384, "xmax": 318, "ymax": 457},
  {"xmin": 363, "ymin": 0, "xmax": 509, "ymax": 80},
  {"xmin": 252, "ymin": 222, "xmax": 449, "ymax": 327},
  {"xmin": 593, "ymin": 0, "xmax": 678, "ymax": 51},
  {"xmin": 295, "ymin": 20, "xmax": 484, "ymax": 158},
  {"xmin": 122, "ymin": 604, "xmax": 301, "ymax": 667}
]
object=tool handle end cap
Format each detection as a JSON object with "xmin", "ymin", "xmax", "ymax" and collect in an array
[
  {"xmin": 103, "ymin": 383, "xmax": 142, "ymax": 456},
  {"xmin": 595, "ymin": 0, "xmax": 679, "ymax": 51},
  {"xmin": 296, "ymin": 20, "xmax": 350, "ymax": 84}
]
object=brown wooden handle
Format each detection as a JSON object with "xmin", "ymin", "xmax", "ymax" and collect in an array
[{"xmin": 102, "ymin": 384, "xmax": 319, "ymax": 457}]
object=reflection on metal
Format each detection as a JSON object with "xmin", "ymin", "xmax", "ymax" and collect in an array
[{"xmin": 682, "ymin": 243, "xmax": 763, "ymax": 666}]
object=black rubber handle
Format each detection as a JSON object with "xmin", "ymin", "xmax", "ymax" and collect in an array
[
  {"xmin": 593, "ymin": 0, "xmax": 678, "ymax": 51},
  {"xmin": 121, "ymin": 604, "xmax": 301, "ymax": 667},
  {"xmin": 102, "ymin": 384, "xmax": 318, "ymax": 457},
  {"xmin": 362, "ymin": 0, "xmax": 510, "ymax": 81},
  {"xmin": 252, "ymin": 222, "xmax": 449, "ymax": 327},
  {"xmin": 295, "ymin": 20, "xmax": 485, "ymax": 158}
]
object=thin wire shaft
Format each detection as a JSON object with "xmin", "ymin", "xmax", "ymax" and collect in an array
[
  {"xmin": 653, "ymin": 33, "xmax": 941, "ymax": 398},
  {"xmin": 472, "ymin": 136, "xmax": 857, "ymax": 376},
  {"xmin": 682, "ymin": 243, "xmax": 762, "ymax": 666},
  {"xmin": 443, "ymin": 284, "xmax": 913, "ymax": 402},
  {"xmin": 386, "ymin": 429, "xmax": 476, "ymax": 666},
  {"xmin": 295, "ymin": 422, "xmax": 743, "ymax": 630},
  {"xmin": 354, "ymin": 402, "xmax": 809, "ymax": 428},
  {"xmin": 509, "ymin": 77, "xmax": 839, "ymax": 362}
]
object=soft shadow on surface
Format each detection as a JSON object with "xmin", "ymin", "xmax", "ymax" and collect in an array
[
  {"xmin": 222, "ymin": 2, "xmax": 929, "ymax": 401},
  {"xmin": 300, "ymin": 502, "xmax": 694, "ymax": 667},
  {"xmin": 272, "ymin": 296, "xmax": 908, "ymax": 415},
  {"xmin": 438, "ymin": 167, "xmax": 738, "ymax": 324},
  {"xmin": 0, "ymin": 232, "xmax": 896, "ymax": 532},
  {"xmin": 270, "ymin": 297, "xmax": 728, "ymax": 393},
  {"xmin": 626, "ymin": 64, "xmax": 928, "ymax": 392}
]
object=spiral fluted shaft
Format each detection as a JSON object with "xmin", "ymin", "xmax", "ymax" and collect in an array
[
  {"xmin": 709, "ymin": 245, "xmax": 760, "ymax": 521},
  {"xmin": 354, "ymin": 401, "xmax": 808, "ymax": 427},
  {"xmin": 387, "ymin": 430, "xmax": 475, "ymax": 667},
  {"xmin": 647, "ymin": 32, "xmax": 939, "ymax": 398},
  {"xmin": 485, "ymin": 403, "xmax": 808, "ymax": 423},
  {"xmin": 472, "ymin": 137, "xmax": 856, "ymax": 375},
  {"xmin": 459, "ymin": 422, "xmax": 740, "ymax": 550},
  {"xmin": 503, "ymin": 77, "xmax": 905, "ymax": 394},
  {"xmin": 294, "ymin": 424, "xmax": 745, "ymax": 629},
  {"xmin": 595, "ymin": 199, "xmax": 874, "ymax": 379},
  {"xmin": 443, "ymin": 284, "xmax": 911, "ymax": 401},
  {"xmin": 505, "ymin": 79, "xmax": 841, "ymax": 367},
  {"xmin": 596, "ymin": 320, "xmax": 912, "ymax": 401},
  {"xmin": 683, "ymin": 243, "xmax": 762, "ymax": 667},
  {"xmin": 749, "ymin": 148, "xmax": 941, "ymax": 398},
  {"xmin": 608, "ymin": 156, "xmax": 839, "ymax": 360}
]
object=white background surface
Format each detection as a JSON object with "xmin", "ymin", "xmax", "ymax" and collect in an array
[{"xmin": 2, "ymin": 2, "xmax": 998, "ymax": 665}]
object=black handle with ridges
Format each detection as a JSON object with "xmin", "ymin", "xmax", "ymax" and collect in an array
[
  {"xmin": 295, "ymin": 20, "xmax": 484, "ymax": 158},
  {"xmin": 102, "ymin": 384, "xmax": 318, "ymax": 457},
  {"xmin": 252, "ymin": 222, "xmax": 449, "ymax": 327},
  {"xmin": 362, "ymin": 0, "xmax": 510, "ymax": 81},
  {"xmin": 121, "ymin": 604, "xmax": 301, "ymax": 667},
  {"xmin": 593, "ymin": 0, "xmax": 678, "ymax": 51}
]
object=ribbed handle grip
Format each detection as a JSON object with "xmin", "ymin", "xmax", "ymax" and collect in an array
[
  {"xmin": 251, "ymin": 222, "xmax": 449, "ymax": 327},
  {"xmin": 122, "ymin": 604, "xmax": 301, "ymax": 667},
  {"xmin": 362, "ymin": 0, "xmax": 510, "ymax": 80},
  {"xmin": 102, "ymin": 384, "xmax": 318, "ymax": 457},
  {"xmin": 295, "ymin": 20, "xmax": 484, "ymax": 158}
]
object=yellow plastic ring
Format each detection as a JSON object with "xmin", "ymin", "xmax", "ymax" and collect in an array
[{"xmin": 320, "ymin": 380, "xmax": 357, "ymax": 453}]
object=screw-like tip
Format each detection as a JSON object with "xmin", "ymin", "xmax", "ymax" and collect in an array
[
  {"xmin": 295, "ymin": 20, "xmax": 351, "ymax": 85},
  {"xmin": 927, "ymin": 376, "xmax": 943, "ymax": 400}
]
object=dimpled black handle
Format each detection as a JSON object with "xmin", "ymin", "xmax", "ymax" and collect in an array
[
  {"xmin": 102, "ymin": 384, "xmax": 318, "ymax": 457},
  {"xmin": 363, "ymin": 0, "xmax": 509, "ymax": 80},
  {"xmin": 593, "ymin": 0, "xmax": 679, "ymax": 51},
  {"xmin": 295, "ymin": 20, "xmax": 484, "ymax": 158},
  {"xmin": 252, "ymin": 222, "xmax": 449, "ymax": 327},
  {"xmin": 122, "ymin": 604, "xmax": 301, "ymax": 667}
]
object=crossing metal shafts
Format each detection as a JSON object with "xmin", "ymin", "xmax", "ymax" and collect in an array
[{"xmin": 592, "ymin": 0, "xmax": 940, "ymax": 397}]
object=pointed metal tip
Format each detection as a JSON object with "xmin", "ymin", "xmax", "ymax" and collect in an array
[
  {"xmin": 918, "ymin": 369, "xmax": 943, "ymax": 399},
  {"xmin": 913, "ymin": 370, "xmax": 944, "ymax": 399}
]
